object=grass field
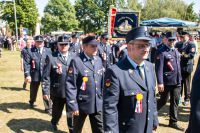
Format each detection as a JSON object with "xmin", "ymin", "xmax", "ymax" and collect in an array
[{"xmin": 0, "ymin": 49, "xmax": 195, "ymax": 133}]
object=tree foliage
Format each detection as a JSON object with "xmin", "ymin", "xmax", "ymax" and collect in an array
[
  {"xmin": 74, "ymin": 0, "xmax": 116, "ymax": 33},
  {"xmin": 41, "ymin": 0, "xmax": 78, "ymax": 34},
  {"xmin": 141, "ymin": 0, "xmax": 198, "ymax": 21},
  {"xmin": 1, "ymin": 0, "xmax": 39, "ymax": 35}
]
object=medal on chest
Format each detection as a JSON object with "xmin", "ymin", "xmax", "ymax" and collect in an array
[
  {"xmin": 32, "ymin": 59, "xmax": 35, "ymax": 69},
  {"xmin": 57, "ymin": 63, "xmax": 62, "ymax": 74},
  {"xmin": 135, "ymin": 93, "xmax": 143, "ymax": 113},
  {"xmin": 80, "ymin": 77, "xmax": 88, "ymax": 91}
]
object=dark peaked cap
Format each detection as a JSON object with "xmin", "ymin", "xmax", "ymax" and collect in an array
[
  {"xmin": 34, "ymin": 35, "xmax": 44, "ymax": 42},
  {"xmin": 126, "ymin": 27, "xmax": 151, "ymax": 43},
  {"xmin": 57, "ymin": 35, "xmax": 70, "ymax": 44},
  {"xmin": 82, "ymin": 36, "xmax": 99, "ymax": 46}
]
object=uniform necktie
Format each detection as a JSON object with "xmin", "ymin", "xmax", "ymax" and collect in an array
[
  {"xmin": 38, "ymin": 48, "xmax": 42, "ymax": 55},
  {"xmin": 137, "ymin": 65, "xmax": 145, "ymax": 80},
  {"xmin": 63, "ymin": 56, "xmax": 66, "ymax": 61},
  {"xmin": 89, "ymin": 58, "xmax": 94, "ymax": 66}
]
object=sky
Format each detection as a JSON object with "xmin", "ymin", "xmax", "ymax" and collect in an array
[{"xmin": 35, "ymin": 0, "xmax": 199, "ymax": 17}]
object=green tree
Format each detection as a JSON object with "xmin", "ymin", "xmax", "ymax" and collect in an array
[
  {"xmin": 41, "ymin": 0, "xmax": 78, "ymax": 33},
  {"xmin": 75, "ymin": 0, "xmax": 115, "ymax": 33},
  {"xmin": 141, "ymin": 0, "xmax": 197, "ymax": 21},
  {"xmin": 184, "ymin": 3, "xmax": 198, "ymax": 21},
  {"xmin": 2, "ymin": 0, "xmax": 39, "ymax": 35}
]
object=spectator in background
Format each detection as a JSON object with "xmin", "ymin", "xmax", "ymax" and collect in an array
[{"xmin": 19, "ymin": 35, "xmax": 26, "ymax": 51}]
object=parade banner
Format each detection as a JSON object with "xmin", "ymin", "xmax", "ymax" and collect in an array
[{"xmin": 112, "ymin": 12, "xmax": 139, "ymax": 38}]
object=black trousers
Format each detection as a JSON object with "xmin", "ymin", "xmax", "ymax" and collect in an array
[
  {"xmin": 29, "ymin": 81, "xmax": 52, "ymax": 110},
  {"xmin": 157, "ymin": 85, "xmax": 181, "ymax": 123},
  {"xmin": 181, "ymin": 72, "xmax": 191, "ymax": 101},
  {"xmin": 51, "ymin": 96, "xmax": 73, "ymax": 133},
  {"xmin": 73, "ymin": 110, "xmax": 103, "ymax": 133}
]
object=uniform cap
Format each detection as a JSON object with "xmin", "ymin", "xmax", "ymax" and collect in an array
[
  {"xmin": 34, "ymin": 35, "xmax": 44, "ymax": 42},
  {"xmin": 57, "ymin": 35, "xmax": 70, "ymax": 44},
  {"xmin": 166, "ymin": 32, "xmax": 176, "ymax": 40},
  {"xmin": 82, "ymin": 36, "xmax": 99, "ymax": 46},
  {"xmin": 71, "ymin": 34, "xmax": 80, "ymax": 38},
  {"xmin": 126, "ymin": 27, "xmax": 151, "ymax": 43},
  {"xmin": 101, "ymin": 33, "xmax": 109, "ymax": 39}
]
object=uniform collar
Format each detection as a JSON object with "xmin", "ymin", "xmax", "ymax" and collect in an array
[
  {"xmin": 84, "ymin": 52, "xmax": 94, "ymax": 61},
  {"xmin": 127, "ymin": 55, "xmax": 145, "ymax": 69}
]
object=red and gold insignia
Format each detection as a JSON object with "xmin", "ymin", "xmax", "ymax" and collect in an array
[
  {"xmin": 68, "ymin": 67, "xmax": 73, "ymax": 74},
  {"xmin": 191, "ymin": 48, "xmax": 195, "ymax": 52},
  {"xmin": 105, "ymin": 79, "xmax": 111, "ymax": 87},
  {"xmin": 135, "ymin": 93, "xmax": 143, "ymax": 113}
]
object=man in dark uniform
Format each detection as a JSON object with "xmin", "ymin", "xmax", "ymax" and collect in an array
[
  {"xmin": 21, "ymin": 38, "xmax": 32, "ymax": 91},
  {"xmin": 42, "ymin": 35, "xmax": 75, "ymax": 132},
  {"xmin": 23, "ymin": 35, "xmax": 52, "ymax": 114},
  {"xmin": 156, "ymin": 33, "xmax": 184, "ymax": 131},
  {"xmin": 66, "ymin": 36, "xmax": 104, "ymax": 133},
  {"xmin": 175, "ymin": 31, "xmax": 196, "ymax": 106},
  {"xmin": 186, "ymin": 57, "xmax": 200, "ymax": 133},
  {"xmin": 98, "ymin": 33, "xmax": 113, "ymax": 69},
  {"xmin": 69, "ymin": 34, "xmax": 82, "ymax": 55},
  {"xmin": 103, "ymin": 27, "xmax": 158, "ymax": 133}
]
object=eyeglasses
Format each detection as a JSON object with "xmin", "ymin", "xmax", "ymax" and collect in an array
[
  {"xmin": 59, "ymin": 43, "xmax": 69, "ymax": 46},
  {"xmin": 129, "ymin": 43, "xmax": 151, "ymax": 49}
]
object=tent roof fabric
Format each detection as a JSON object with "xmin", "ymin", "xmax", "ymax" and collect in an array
[{"xmin": 140, "ymin": 17, "xmax": 198, "ymax": 27}]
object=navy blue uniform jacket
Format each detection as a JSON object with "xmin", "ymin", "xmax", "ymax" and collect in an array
[
  {"xmin": 42, "ymin": 51, "xmax": 75, "ymax": 97},
  {"xmin": 66, "ymin": 52, "xmax": 104, "ymax": 114},
  {"xmin": 103, "ymin": 56, "xmax": 158, "ymax": 133},
  {"xmin": 23, "ymin": 46, "xmax": 52, "ymax": 82}
]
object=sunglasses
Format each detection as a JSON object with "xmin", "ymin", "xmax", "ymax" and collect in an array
[
  {"xmin": 168, "ymin": 39, "xmax": 176, "ymax": 42},
  {"xmin": 59, "ymin": 43, "xmax": 69, "ymax": 46}
]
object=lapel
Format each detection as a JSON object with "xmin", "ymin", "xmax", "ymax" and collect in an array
[
  {"xmin": 144, "ymin": 61, "xmax": 151, "ymax": 90},
  {"xmin": 80, "ymin": 53, "xmax": 94, "ymax": 71},
  {"xmin": 66, "ymin": 52, "xmax": 72, "ymax": 66},
  {"xmin": 125, "ymin": 57, "xmax": 147, "ymax": 91},
  {"xmin": 57, "ymin": 51, "xmax": 66, "ymax": 65},
  {"xmin": 41, "ymin": 47, "xmax": 46, "ymax": 60},
  {"xmin": 32, "ymin": 47, "xmax": 40, "ymax": 59}
]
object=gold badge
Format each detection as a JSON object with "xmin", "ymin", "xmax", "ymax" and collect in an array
[
  {"xmin": 105, "ymin": 79, "xmax": 111, "ymax": 87},
  {"xmin": 82, "ymin": 77, "xmax": 88, "ymax": 82},
  {"xmin": 68, "ymin": 67, "xmax": 73, "ymax": 74},
  {"xmin": 136, "ymin": 93, "xmax": 143, "ymax": 100}
]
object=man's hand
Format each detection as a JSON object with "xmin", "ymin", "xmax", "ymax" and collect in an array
[
  {"xmin": 153, "ymin": 126, "xmax": 157, "ymax": 131},
  {"xmin": 102, "ymin": 53, "xmax": 106, "ymax": 61},
  {"xmin": 43, "ymin": 95, "xmax": 50, "ymax": 100},
  {"xmin": 25, "ymin": 76, "xmax": 31, "ymax": 83},
  {"xmin": 158, "ymin": 84, "xmax": 164, "ymax": 92},
  {"xmin": 72, "ymin": 110, "xmax": 79, "ymax": 116}
]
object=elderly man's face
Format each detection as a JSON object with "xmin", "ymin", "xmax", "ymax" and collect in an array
[{"xmin": 127, "ymin": 40, "xmax": 150, "ymax": 62}]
